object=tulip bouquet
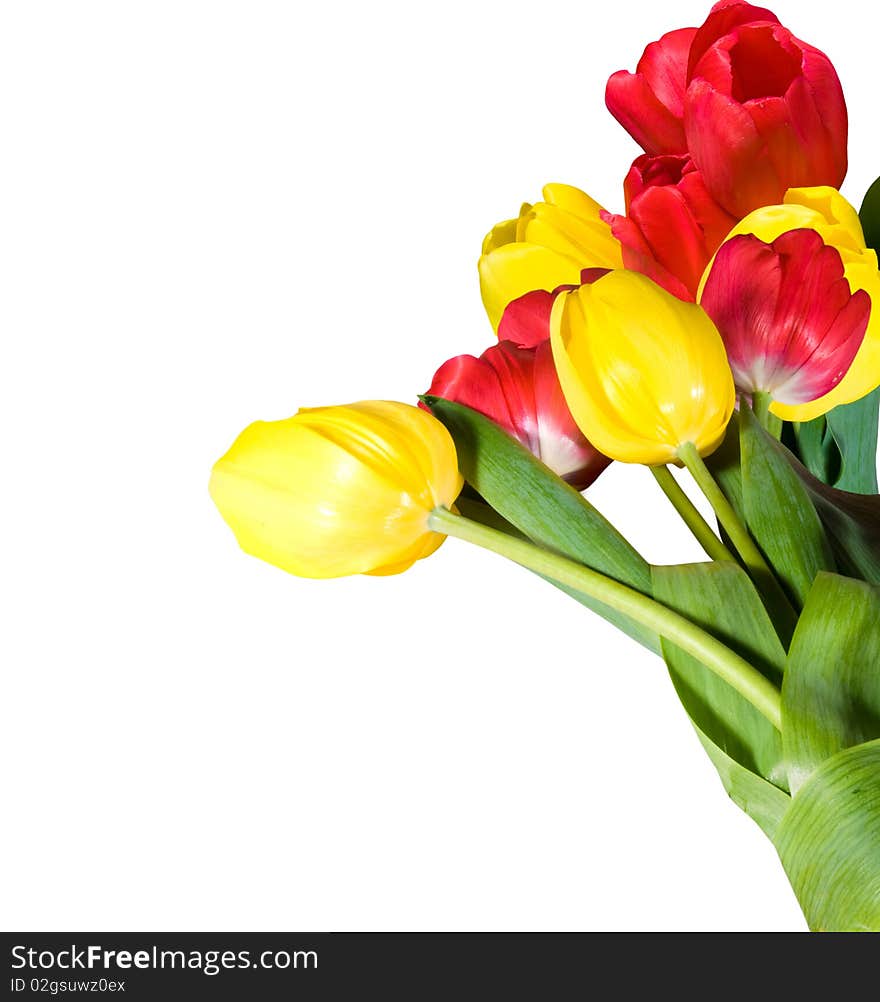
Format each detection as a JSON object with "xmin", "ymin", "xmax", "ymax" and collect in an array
[{"xmin": 210, "ymin": 1, "xmax": 880, "ymax": 931}]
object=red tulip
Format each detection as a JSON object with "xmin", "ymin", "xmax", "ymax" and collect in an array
[
  {"xmin": 605, "ymin": 27, "xmax": 696, "ymax": 155},
  {"xmin": 602, "ymin": 154, "xmax": 736, "ymax": 300},
  {"xmin": 425, "ymin": 338, "xmax": 610, "ymax": 489},
  {"xmin": 684, "ymin": 1, "xmax": 848, "ymax": 218},
  {"xmin": 700, "ymin": 229, "xmax": 870, "ymax": 407}
]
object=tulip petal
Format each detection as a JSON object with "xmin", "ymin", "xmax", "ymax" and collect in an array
[
  {"xmin": 687, "ymin": 0, "xmax": 780, "ymax": 80},
  {"xmin": 605, "ymin": 27, "xmax": 696, "ymax": 155},
  {"xmin": 497, "ymin": 289, "xmax": 556, "ymax": 348},
  {"xmin": 685, "ymin": 78, "xmax": 781, "ymax": 217},
  {"xmin": 606, "ymin": 70, "xmax": 689, "ymax": 156},
  {"xmin": 479, "ymin": 242, "xmax": 583, "ymax": 333}
]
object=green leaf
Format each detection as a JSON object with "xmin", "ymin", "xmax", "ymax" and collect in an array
[
  {"xmin": 775, "ymin": 738, "xmax": 880, "ymax": 931},
  {"xmin": 740, "ymin": 406, "xmax": 835, "ymax": 606},
  {"xmin": 705, "ymin": 419, "xmax": 744, "ymax": 520},
  {"xmin": 786, "ymin": 451, "xmax": 880, "ymax": 584},
  {"xmin": 423, "ymin": 396, "xmax": 658, "ymax": 651},
  {"xmin": 653, "ymin": 561, "xmax": 787, "ymax": 789},
  {"xmin": 824, "ymin": 390, "xmax": 880, "ymax": 494},
  {"xmin": 781, "ymin": 572, "xmax": 880, "ymax": 794},
  {"xmin": 790, "ymin": 414, "xmax": 840, "ymax": 486},
  {"xmin": 860, "ymin": 173, "xmax": 880, "ymax": 253},
  {"xmin": 694, "ymin": 725, "xmax": 790, "ymax": 840}
]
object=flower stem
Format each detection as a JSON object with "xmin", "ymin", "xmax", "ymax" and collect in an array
[
  {"xmin": 650, "ymin": 465, "xmax": 735, "ymax": 564},
  {"xmin": 429, "ymin": 507, "xmax": 782, "ymax": 731},
  {"xmin": 676, "ymin": 441, "xmax": 798, "ymax": 638},
  {"xmin": 752, "ymin": 391, "xmax": 783, "ymax": 440}
]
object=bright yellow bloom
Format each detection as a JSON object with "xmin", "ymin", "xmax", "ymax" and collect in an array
[
  {"xmin": 698, "ymin": 186, "xmax": 880, "ymax": 423},
  {"xmin": 478, "ymin": 183, "xmax": 624, "ymax": 332},
  {"xmin": 550, "ymin": 271, "xmax": 735, "ymax": 465},
  {"xmin": 210, "ymin": 401, "xmax": 463, "ymax": 579}
]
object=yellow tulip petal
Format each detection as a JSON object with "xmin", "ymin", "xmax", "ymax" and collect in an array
[
  {"xmin": 478, "ymin": 242, "xmax": 583, "ymax": 332},
  {"xmin": 481, "ymin": 216, "xmax": 520, "ymax": 256},
  {"xmin": 784, "ymin": 187, "xmax": 867, "ymax": 247},
  {"xmin": 543, "ymin": 183, "xmax": 607, "ymax": 218},
  {"xmin": 522, "ymin": 203, "xmax": 624, "ymax": 267}
]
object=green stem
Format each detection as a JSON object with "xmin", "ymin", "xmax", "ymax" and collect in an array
[
  {"xmin": 752, "ymin": 391, "xmax": 783, "ymax": 440},
  {"xmin": 651, "ymin": 465, "xmax": 735, "ymax": 564},
  {"xmin": 429, "ymin": 507, "xmax": 783, "ymax": 731},
  {"xmin": 677, "ymin": 441, "xmax": 798, "ymax": 638}
]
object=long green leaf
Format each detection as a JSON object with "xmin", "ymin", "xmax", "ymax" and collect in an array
[
  {"xmin": 790, "ymin": 414, "xmax": 840, "ymax": 486},
  {"xmin": 653, "ymin": 562, "xmax": 787, "ymax": 789},
  {"xmin": 705, "ymin": 419, "xmax": 744, "ymax": 519},
  {"xmin": 740, "ymin": 406, "xmax": 835, "ymax": 606},
  {"xmin": 423, "ymin": 397, "xmax": 657, "ymax": 650},
  {"xmin": 784, "ymin": 449, "xmax": 880, "ymax": 584},
  {"xmin": 781, "ymin": 572, "xmax": 880, "ymax": 794},
  {"xmin": 825, "ymin": 390, "xmax": 880, "ymax": 494},
  {"xmin": 694, "ymin": 726, "xmax": 790, "ymax": 840},
  {"xmin": 775, "ymin": 738, "xmax": 880, "ymax": 931},
  {"xmin": 787, "ymin": 394, "xmax": 879, "ymax": 495}
]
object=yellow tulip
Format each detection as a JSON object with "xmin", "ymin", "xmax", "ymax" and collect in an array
[
  {"xmin": 210, "ymin": 401, "xmax": 463, "ymax": 578},
  {"xmin": 698, "ymin": 186, "xmax": 880, "ymax": 423},
  {"xmin": 478, "ymin": 183, "xmax": 624, "ymax": 333},
  {"xmin": 550, "ymin": 271, "xmax": 735, "ymax": 465}
]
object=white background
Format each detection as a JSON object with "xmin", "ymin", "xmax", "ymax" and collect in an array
[{"xmin": 2, "ymin": 0, "xmax": 876, "ymax": 932}]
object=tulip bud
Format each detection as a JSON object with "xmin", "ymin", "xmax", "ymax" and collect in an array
[
  {"xmin": 700, "ymin": 230, "xmax": 870, "ymax": 411},
  {"xmin": 702, "ymin": 187, "xmax": 880, "ymax": 422},
  {"xmin": 478, "ymin": 184, "xmax": 623, "ymax": 332},
  {"xmin": 605, "ymin": 27, "xmax": 697, "ymax": 155},
  {"xmin": 550, "ymin": 271, "xmax": 735, "ymax": 465},
  {"xmin": 425, "ymin": 338, "xmax": 611, "ymax": 490},
  {"xmin": 603, "ymin": 154, "xmax": 736, "ymax": 300},
  {"xmin": 210, "ymin": 401, "xmax": 463, "ymax": 578},
  {"xmin": 684, "ymin": 2, "xmax": 848, "ymax": 218}
]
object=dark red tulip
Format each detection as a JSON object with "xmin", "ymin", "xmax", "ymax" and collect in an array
[
  {"xmin": 602, "ymin": 154, "xmax": 737, "ymax": 300},
  {"xmin": 684, "ymin": 1, "xmax": 848, "ymax": 217}
]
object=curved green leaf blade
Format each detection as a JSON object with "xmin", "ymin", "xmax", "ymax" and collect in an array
[
  {"xmin": 782, "ymin": 572, "xmax": 880, "ymax": 794},
  {"xmin": 825, "ymin": 390, "xmax": 880, "ymax": 495},
  {"xmin": 740, "ymin": 406, "xmax": 835, "ymax": 606},
  {"xmin": 790, "ymin": 415, "xmax": 840, "ymax": 486},
  {"xmin": 653, "ymin": 561, "xmax": 787, "ymax": 789},
  {"xmin": 775, "ymin": 738, "xmax": 880, "ymax": 931},
  {"xmin": 423, "ymin": 396, "xmax": 657, "ymax": 651},
  {"xmin": 784, "ymin": 448, "xmax": 880, "ymax": 584},
  {"xmin": 694, "ymin": 725, "xmax": 790, "ymax": 840}
]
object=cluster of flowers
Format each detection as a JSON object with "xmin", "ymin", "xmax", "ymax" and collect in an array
[
  {"xmin": 211, "ymin": 0, "xmax": 878, "ymax": 581},
  {"xmin": 210, "ymin": 0, "xmax": 880, "ymax": 931}
]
